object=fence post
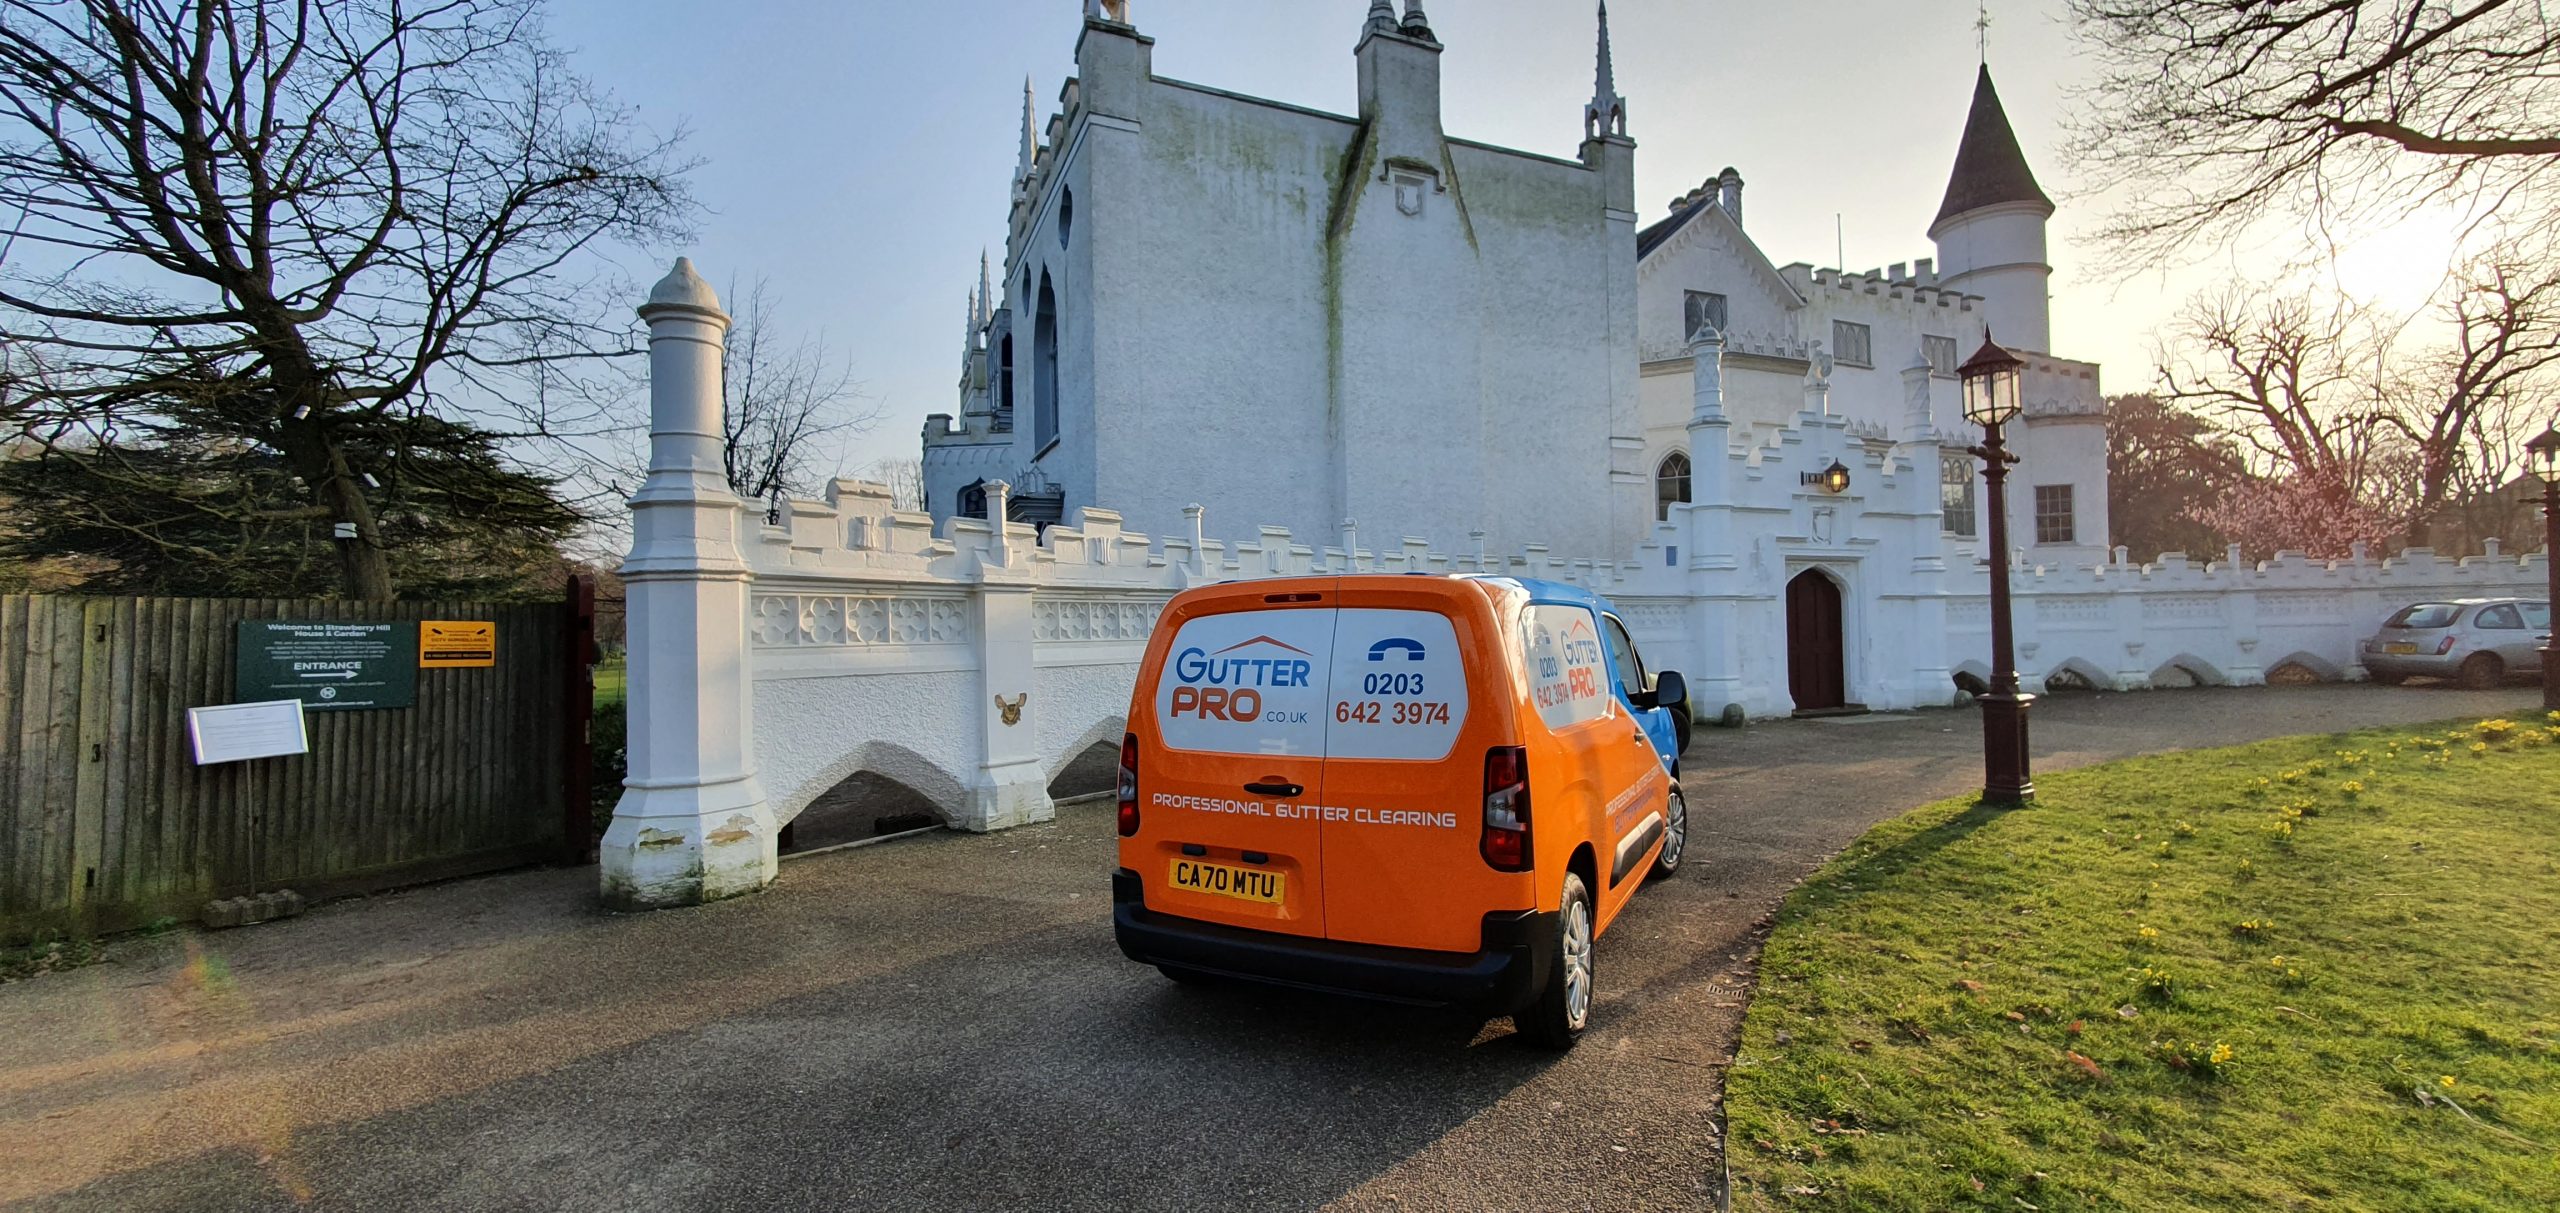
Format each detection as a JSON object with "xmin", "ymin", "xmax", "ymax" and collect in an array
[
  {"xmin": 560, "ymin": 575, "xmax": 597, "ymax": 865},
  {"xmin": 599, "ymin": 259, "xmax": 776, "ymax": 910}
]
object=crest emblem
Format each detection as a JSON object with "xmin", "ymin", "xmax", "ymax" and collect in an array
[{"xmin": 995, "ymin": 693, "xmax": 1028, "ymax": 726}]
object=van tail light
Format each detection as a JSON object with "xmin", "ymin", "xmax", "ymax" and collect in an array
[
  {"xmin": 2436, "ymin": 635, "xmax": 2459, "ymax": 655},
  {"xmin": 1481, "ymin": 745, "xmax": 1532, "ymax": 872},
  {"xmin": 1117, "ymin": 732, "xmax": 1141, "ymax": 837}
]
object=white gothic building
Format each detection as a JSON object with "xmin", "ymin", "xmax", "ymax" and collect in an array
[
  {"xmin": 918, "ymin": 0, "xmax": 2122, "ymax": 715},
  {"xmin": 923, "ymin": 3, "xmax": 2106, "ymax": 571}
]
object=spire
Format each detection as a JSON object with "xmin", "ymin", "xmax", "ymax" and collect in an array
[
  {"xmin": 1015, "ymin": 77, "xmax": 1039, "ymax": 195},
  {"xmin": 1401, "ymin": 0, "xmax": 1433, "ymax": 40},
  {"xmin": 1364, "ymin": 0, "xmax": 1397, "ymax": 38},
  {"xmin": 1931, "ymin": 65, "xmax": 2053, "ymax": 230},
  {"xmin": 976, "ymin": 250, "xmax": 992, "ymax": 328},
  {"xmin": 1585, "ymin": 1, "xmax": 1626, "ymax": 140}
]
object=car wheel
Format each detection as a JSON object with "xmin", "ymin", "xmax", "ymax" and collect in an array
[
  {"xmin": 1651, "ymin": 786, "xmax": 1687, "ymax": 879},
  {"xmin": 1520, "ymin": 872, "xmax": 1594, "ymax": 1050},
  {"xmin": 2369, "ymin": 671, "xmax": 2406, "ymax": 686},
  {"xmin": 2459, "ymin": 653, "xmax": 2505, "ymax": 690}
]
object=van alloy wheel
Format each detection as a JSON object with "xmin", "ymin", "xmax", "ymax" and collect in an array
[
  {"xmin": 1652, "ymin": 787, "xmax": 1687, "ymax": 877},
  {"xmin": 1521, "ymin": 872, "xmax": 1594, "ymax": 1049},
  {"xmin": 1562, "ymin": 895, "xmax": 1593, "ymax": 1027}
]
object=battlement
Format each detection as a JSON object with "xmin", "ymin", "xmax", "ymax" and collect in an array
[{"xmin": 1787, "ymin": 262, "xmax": 1979, "ymax": 315}]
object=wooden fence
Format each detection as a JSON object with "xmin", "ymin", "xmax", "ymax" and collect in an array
[{"xmin": 2, "ymin": 593, "xmax": 584, "ymax": 940}]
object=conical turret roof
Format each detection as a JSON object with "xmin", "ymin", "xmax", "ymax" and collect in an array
[{"xmin": 1932, "ymin": 65, "xmax": 2052, "ymax": 231}]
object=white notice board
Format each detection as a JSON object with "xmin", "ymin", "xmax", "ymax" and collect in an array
[{"xmin": 188, "ymin": 699, "xmax": 310, "ymax": 765}]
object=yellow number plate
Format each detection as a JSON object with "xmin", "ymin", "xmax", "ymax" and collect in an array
[
  {"xmin": 1168, "ymin": 858, "xmax": 1285, "ymax": 905},
  {"xmin": 2384, "ymin": 642, "xmax": 2418, "ymax": 655}
]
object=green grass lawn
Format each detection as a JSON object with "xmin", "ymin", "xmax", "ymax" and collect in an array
[
  {"xmin": 1727, "ymin": 713, "xmax": 2560, "ymax": 1212},
  {"xmin": 593, "ymin": 654, "xmax": 627, "ymax": 709}
]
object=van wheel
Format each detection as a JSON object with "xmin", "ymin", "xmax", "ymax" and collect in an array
[
  {"xmin": 1520, "ymin": 873, "xmax": 1594, "ymax": 1050},
  {"xmin": 1651, "ymin": 787, "xmax": 1688, "ymax": 879},
  {"xmin": 2459, "ymin": 653, "xmax": 2505, "ymax": 690}
]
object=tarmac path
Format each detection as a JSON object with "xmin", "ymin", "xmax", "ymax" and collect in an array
[{"xmin": 0, "ymin": 682, "xmax": 2536, "ymax": 1212}]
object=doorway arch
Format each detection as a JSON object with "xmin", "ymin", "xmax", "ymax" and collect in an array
[{"xmin": 1786, "ymin": 569, "xmax": 1847, "ymax": 712}]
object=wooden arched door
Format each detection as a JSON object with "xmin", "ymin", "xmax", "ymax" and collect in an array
[{"xmin": 1786, "ymin": 570, "xmax": 1846, "ymax": 712}]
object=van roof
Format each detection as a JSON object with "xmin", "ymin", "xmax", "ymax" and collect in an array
[{"xmin": 1198, "ymin": 573, "xmax": 1617, "ymax": 613}]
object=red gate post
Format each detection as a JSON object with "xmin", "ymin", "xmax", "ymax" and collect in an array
[{"xmin": 561, "ymin": 574, "xmax": 599, "ymax": 864}]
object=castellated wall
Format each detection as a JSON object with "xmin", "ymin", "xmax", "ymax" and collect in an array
[{"xmin": 734, "ymin": 464, "xmax": 2547, "ymax": 836}]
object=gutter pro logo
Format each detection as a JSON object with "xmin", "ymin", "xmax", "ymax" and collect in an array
[{"xmin": 1170, "ymin": 635, "xmax": 1313, "ymax": 722}]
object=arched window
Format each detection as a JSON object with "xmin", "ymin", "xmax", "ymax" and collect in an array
[
  {"xmin": 1058, "ymin": 187, "xmax": 1074, "ymax": 249},
  {"xmin": 997, "ymin": 333, "xmax": 1014, "ymax": 423},
  {"xmin": 957, "ymin": 480, "xmax": 988, "ymax": 520},
  {"xmin": 1033, "ymin": 271, "xmax": 1060, "ymax": 449},
  {"xmin": 1655, "ymin": 451, "xmax": 1692, "ymax": 520}
]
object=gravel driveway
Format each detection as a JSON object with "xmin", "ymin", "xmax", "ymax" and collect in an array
[{"xmin": 0, "ymin": 683, "xmax": 2536, "ymax": 1212}]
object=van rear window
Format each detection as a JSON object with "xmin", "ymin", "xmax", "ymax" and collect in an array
[{"xmin": 1152, "ymin": 607, "xmax": 1469, "ymax": 760}]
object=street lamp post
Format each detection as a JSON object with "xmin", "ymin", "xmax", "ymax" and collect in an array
[
  {"xmin": 1960, "ymin": 333, "xmax": 2035, "ymax": 804},
  {"xmin": 2528, "ymin": 426, "xmax": 2560, "ymax": 712}
]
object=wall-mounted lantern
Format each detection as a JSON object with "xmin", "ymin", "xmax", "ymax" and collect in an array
[{"xmin": 1799, "ymin": 460, "xmax": 1851, "ymax": 495}]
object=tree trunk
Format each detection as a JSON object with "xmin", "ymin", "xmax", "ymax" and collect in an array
[{"xmin": 275, "ymin": 415, "xmax": 396, "ymax": 601}]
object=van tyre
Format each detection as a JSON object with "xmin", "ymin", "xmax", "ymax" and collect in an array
[
  {"xmin": 2459, "ymin": 653, "xmax": 2505, "ymax": 690},
  {"xmin": 1520, "ymin": 873, "xmax": 1595, "ymax": 1050},
  {"xmin": 1651, "ymin": 787, "xmax": 1687, "ymax": 879}
]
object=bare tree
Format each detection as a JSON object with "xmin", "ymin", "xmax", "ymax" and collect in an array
[
  {"xmin": 2067, "ymin": 0, "xmax": 2560, "ymax": 263},
  {"xmin": 862, "ymin": 455, "xmax": 925, "ymax": 513},
  {"xmin": 0, "ymin": 0, "xmax": 693, "ymax": 599},
  {"xmin": 717, "ymin": 279, "xmax": 875, "ymax": 507},
  {"xmin": 2382, "ymin": 248, "xmax": 2560, "ymax": 545},
  {"xmin": 2155, "ymin": 288, "xmax": 2392, "ymax": 494}
]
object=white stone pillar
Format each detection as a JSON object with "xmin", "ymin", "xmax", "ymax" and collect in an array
[
  {"xmin": 602, "ymin": 259, "xmax": 776, "ymax": 911},
  {"xmin": 1684, "ymin": 331, "xmax": 1745, "ymax": 718},
  {"xmin": 959, "ymin": 481, "xmax": 1051, "ymax": 832}
]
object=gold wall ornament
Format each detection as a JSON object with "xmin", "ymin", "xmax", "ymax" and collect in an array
[{"xmin": 995, "ymin": 693, "xmax": 1028, "ymax": 726}]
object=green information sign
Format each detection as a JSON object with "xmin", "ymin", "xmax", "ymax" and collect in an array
[{"xmin": 235, "ymin": 620, "xmax": 417, "ymax": 711}]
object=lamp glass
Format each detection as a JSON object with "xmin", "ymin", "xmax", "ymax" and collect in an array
[
  {"xmin": 2530, "ymin": 427, "xmax": 2560, "ymax": 487},
  {"xmin": 1823, "ymin": 461, "xmax": 1851, "ymax": 494},
  {"xmin": 1962, "ymin": 364, "xmax": 2021, "ymax": 427}
]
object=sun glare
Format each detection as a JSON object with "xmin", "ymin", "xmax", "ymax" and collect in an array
[{"xmin": 2327, "ymin": 211, "xmax": 2466, "ymax": 314}]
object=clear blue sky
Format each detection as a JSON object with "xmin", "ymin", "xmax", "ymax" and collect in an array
[{"xmin": 542, "ymin": 0, "xmax": 2172, "ymax": 479}]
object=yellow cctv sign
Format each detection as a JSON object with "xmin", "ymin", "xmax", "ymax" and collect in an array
[{"xmin": 420, "ymin": 620, "xmax": 497, "ymax": 668}]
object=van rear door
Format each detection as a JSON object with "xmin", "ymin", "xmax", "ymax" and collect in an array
[
  {"xmin": 1139, "ymin": 588, "xmax": 1336, "ymax": 940},
  {"xmin": 1317, "ymin": 580, "xmax": 1520, "ymax": 954}
]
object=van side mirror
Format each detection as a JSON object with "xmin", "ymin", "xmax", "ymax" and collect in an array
[{"xmin": 1637, "ymin": 669, "xmax": 1688, "ymax": 714}]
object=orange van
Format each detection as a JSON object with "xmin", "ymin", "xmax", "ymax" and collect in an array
[{"xmin": 1111, "ymin": 574, "xmax": 1691, "ymax": 1047}]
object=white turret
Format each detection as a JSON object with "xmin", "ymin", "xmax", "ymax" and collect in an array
[{"xmin": 1928, "ymin": 66, "xmax": 2055, "ymax": 352}]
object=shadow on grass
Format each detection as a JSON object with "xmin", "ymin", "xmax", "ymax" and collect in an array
[{"xmin": 1785, "ymin": 798, "xmax": 2017, "ymax": 913}]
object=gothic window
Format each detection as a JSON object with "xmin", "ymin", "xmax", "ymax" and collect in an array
[
  {"xmin": 1655, "ymin": 451, "xmax": 1692, "ymax": 521},
  {"xmin": 1033, "ymin": 272, "xmax": 1060, "ymax": 450},
  {"xmin": 998, "ymin": 333, "xmax": 1015, "ymax": 425},
  {"xmin": 957, "ymin": 480, "xmax": 989, "ymax": 520},
  {"xmin": 1941, "ymin": 455, "xmax": 1977, "ymax": 537},
  {"xmin": 1058, "ymin": 187, "xmax": 1074, "ymax": 249},
  {"xmin": 2034, "ymin": 484, "xmax": 2076, "ymax": 545},
  {"xmin": 1683, "ymin": 291, "xmax": 1728, "ymax": 341},
  {"xmin": 1832, "ymin": 320, "xmax": 1873, "ymax": 368},
  {"xmin": 1923, "ymin": 334, "xmax": 1958, "ymax": 377}
]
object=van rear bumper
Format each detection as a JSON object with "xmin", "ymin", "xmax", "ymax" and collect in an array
[{"xmin": 1111, "ymin": 868, "xmax": 1555, "ymax": 1013}]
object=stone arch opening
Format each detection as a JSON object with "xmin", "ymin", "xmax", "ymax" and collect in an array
[
  {"xmin": 1951, "ymin": 662, "xmax": 1991, "ymax": 697},
  {"xmin": 1046, "ymin": 713, "xmax": 1131, "ymax": 802},
  {"xmin": 2147, "ymin": 653, "xmax": 2227, "ymax": 689},
  {"xmin": 775, "ymin": 741, "xmax": 971, "ymax": 854},
  {"xmin": 2039, "ymin": 657, "xmax": 2109, "ymax": 694},
  {"xmin": 2266, "ymin": 650, "xmax": 2341, "ymax": 685}
]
